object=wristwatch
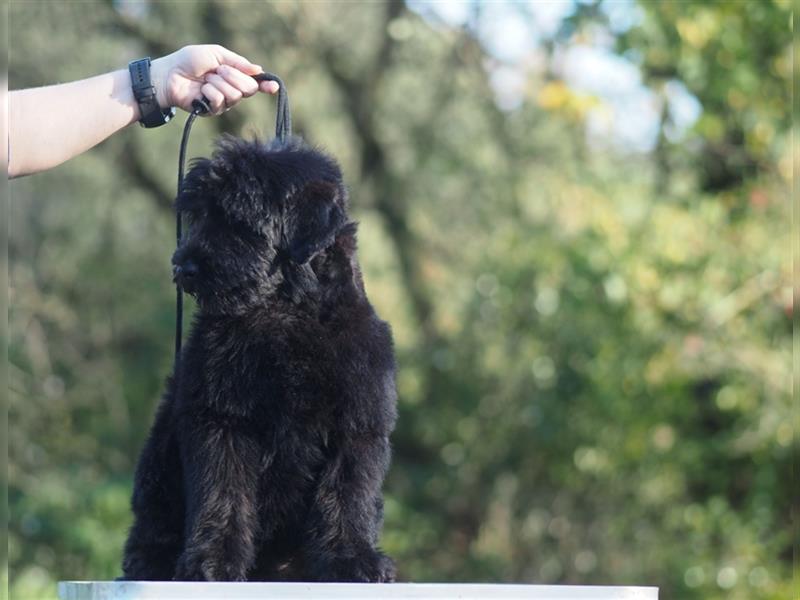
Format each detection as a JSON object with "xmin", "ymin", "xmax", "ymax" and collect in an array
[{"xmin": 128, "ymin": 57, "xmax": 177, "ymax": 128}]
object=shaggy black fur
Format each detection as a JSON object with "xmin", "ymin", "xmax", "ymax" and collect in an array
[{"xmin": 120, "ymin": 136, "xmax": 398, "ymax": 583}]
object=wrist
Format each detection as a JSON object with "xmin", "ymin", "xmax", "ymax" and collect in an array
[
  {"xmin": 112, "ymin": 68, "xmax": 141, "ymax": 124},
  {"xmin": 149, "ymin": 56, "xmax": 172, "ymax": 110}
]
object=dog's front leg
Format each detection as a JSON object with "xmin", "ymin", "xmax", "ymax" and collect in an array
[
  {"xmin": 303, "ymin": 434, "xmax": 396, "ymax": 583},
  {"xmin": 174, "ymin": 418, "xmax": 260, "ymax": 582}
]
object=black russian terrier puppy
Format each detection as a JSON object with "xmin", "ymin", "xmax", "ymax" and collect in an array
[{"xmin": 121, "ymin": 136, "xmax": 397, "ymax": 583}]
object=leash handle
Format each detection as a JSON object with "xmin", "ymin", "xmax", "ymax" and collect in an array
[
  {"xmin": 253, "ymin": 72, "xmax": 291, "ymax": 141},
  {"xmin": 191, "ymin": 72, "xmax": 291, "ymax": 141}
]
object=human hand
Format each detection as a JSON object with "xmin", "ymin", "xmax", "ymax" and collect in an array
[{"xmin": 150, "ymin": 45, "xmax": 279, "ymax": 116}]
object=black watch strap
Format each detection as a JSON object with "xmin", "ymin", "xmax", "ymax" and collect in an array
[{"xmin": 129, "ymin": 58, "xmax": 176, "ymax": 128}]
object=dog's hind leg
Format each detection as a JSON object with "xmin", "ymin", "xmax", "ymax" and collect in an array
[{"xmin": 121, "ymin": 383, "xmax": 184, "ymax": 581}]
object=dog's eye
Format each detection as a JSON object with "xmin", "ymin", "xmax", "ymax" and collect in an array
[
  {"xmin": 181, "ymin": 205, "xmax": 212, "ymax": 227},
  {"xmin": 186, "ymin": 210, "xmax": 205, "ymax": 225}
]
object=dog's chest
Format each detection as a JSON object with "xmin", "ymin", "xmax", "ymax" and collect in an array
[{"xmin": 181, "ymin": 317, "xmax": 342, "ymax": 422}]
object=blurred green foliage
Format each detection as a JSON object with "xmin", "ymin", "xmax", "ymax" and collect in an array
[
  {"xmin": 615, "ymin": 0, "xmax": 792, "ymax": 191},
  {"xmin": 7, "ymin": 2, "xmax": 793, "ymax": 600}
]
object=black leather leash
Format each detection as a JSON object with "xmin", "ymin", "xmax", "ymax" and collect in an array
[{"xmin": 174, "ymin": 72, "xmax": 291, "ymax": 363}]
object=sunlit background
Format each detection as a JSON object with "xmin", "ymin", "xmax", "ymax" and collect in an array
[{"xmin": 7, "ymin": 1, "xmax": 793, "ymax": 599}]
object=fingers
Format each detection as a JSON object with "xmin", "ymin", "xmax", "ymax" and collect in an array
[
  {"xmin": 213, "ymin": 45, "xmax": 262, "ymax": 76},
  {"xmin": 192, "ymin": 44, "xmax": 283, "ymax": 116},
  {"xmin": 258, "ymin": 80, "xmax": 280, "ymax": 95},
  {"xmin": 202, "ymin": 65, "xmax": 281, "ymax": 115},
  {"xmin": 200, "ymin": 82, "xmax": 226, "ymax": 116},
  {"xmin": 211, "ymin": 45, "xmax": 279, "ymax": 95},
  {"xmin": 215, "ymin": 65, "xmax": 260, "ymax": 98},
  {"xmin": 201, "ymin": 71, "xmax": 249, "ymax": 114}
]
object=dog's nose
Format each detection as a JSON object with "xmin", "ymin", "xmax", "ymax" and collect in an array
[
  {"xmin": 173, "ymin": 260, "xmax": 199, "ymax": 286},
  {"xmin": 176, "ymin": 261, "xmax": 198, "ymax": 278}
]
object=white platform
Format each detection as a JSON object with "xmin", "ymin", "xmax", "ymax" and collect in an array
[{"xmin": 58, "ymin": 582, "xmax": 658, "ymax": 600}]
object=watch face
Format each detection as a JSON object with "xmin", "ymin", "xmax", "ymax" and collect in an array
[
  {"xmin": 141, "ymin": 106, "xmax": 178, "ymax": 128},
  {"xmin": 159, "ymin": 107, "xmax": 177, "ymax": 125}
]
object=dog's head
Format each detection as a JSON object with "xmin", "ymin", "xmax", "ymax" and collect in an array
[{"xmin": 172, "ymin": 136, "xmax": 350, "ymax": 313}]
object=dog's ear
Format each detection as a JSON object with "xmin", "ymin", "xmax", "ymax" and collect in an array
[{"xmin": 288, "ymin": 181, "xmax": 347, "ymax": 264}]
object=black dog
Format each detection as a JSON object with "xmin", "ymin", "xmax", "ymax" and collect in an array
[{"xmin": 121, "ymin": 136, "xmax": 397, "ymax": 583}]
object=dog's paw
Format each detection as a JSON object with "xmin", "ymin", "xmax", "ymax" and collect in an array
[
  {"xmin": 314, "ymin": 549, "xmax": 396, "ymax": 583},
  {"xmin": 174, "ymin": 550, "xmax": 247, "ymax": 582},
  {"xmin": 174, "ymin": 551, "xmax": 212, "ymax": 581}
]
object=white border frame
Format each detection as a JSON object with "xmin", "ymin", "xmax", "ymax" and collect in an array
[{"xmin": 58, "ymin": 581, "xmax": 659, "ymax": 600}]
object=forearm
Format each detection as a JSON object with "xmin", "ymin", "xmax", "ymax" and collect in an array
[
  {"xmin": 8, "ymin": 45, "xmax": 274, "ymax": 179},
  {"xmin": 8, "ymin": 68, "xmax": 139, "ymax": 178}
]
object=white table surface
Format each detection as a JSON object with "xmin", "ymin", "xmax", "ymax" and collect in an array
[{"xmin": 58, "ymin": 581, "xmax": 658, "ymax": 600}]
